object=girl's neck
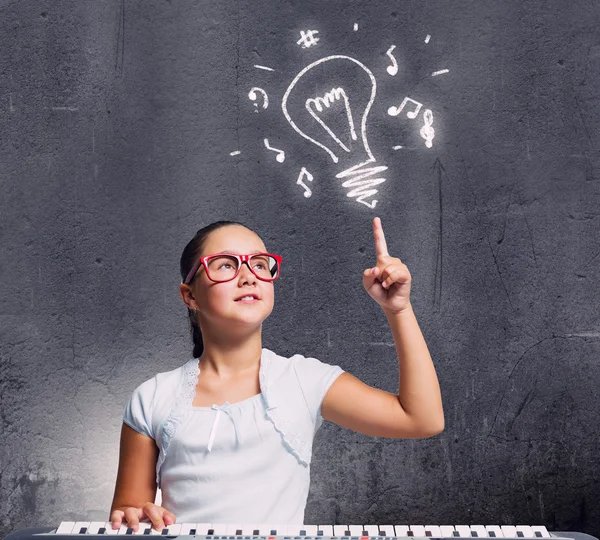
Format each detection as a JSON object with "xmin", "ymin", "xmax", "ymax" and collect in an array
[{"xmin": 198, "ymin": 333, "xmax": 262, "ymax": 379}]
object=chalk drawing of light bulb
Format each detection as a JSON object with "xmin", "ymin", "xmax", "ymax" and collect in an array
[{"xmin": 282, "ymin": 55, "xmax": 387, "ymax": 209}]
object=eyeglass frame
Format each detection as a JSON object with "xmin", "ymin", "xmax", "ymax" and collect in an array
[{"xmin": 182, "ymin": 252, "xmax": 282, "ymax": 284}]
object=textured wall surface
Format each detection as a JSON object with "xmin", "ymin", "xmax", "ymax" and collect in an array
[{"xmin": 1, "ymin": 0, "xmax": 600, "ymax": 538}]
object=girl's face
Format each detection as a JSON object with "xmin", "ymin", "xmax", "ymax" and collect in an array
[{"xmin": 188, "ymin": 225, "xmax": 275, "ymax": 331}]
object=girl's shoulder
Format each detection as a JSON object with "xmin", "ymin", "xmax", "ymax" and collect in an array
[{"xmin": 131, "ymin": 358, "xmax": 198, "ymax": 402}]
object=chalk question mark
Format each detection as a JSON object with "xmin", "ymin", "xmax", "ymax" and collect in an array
[{"xmin": 248, "ymin": 87, "xmax": 269, "ymax": 112}]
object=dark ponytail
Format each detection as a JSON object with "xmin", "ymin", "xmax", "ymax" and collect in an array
[{"xmin": 179, "ymin": 220, "xmax": 248, "ymax": 358}]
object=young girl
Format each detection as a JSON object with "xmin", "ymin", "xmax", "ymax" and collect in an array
[{"xmin": 109, "ymin": 217, "xmax": 444, "ymax": 531}]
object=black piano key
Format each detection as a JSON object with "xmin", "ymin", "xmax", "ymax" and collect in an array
[
  {"xmin": 535, "ymin": 533, "xmax": 543, "ymax": 538},
  {"xmin": 406, "ymin": 532, "xmax": 413, "ymax": 537},
  {"xmin": 144, "ymin": 529, "xmax": 151, "ymax": 535},
  {"xmin": 98, "ymin": 528, "xmax": 106, "ymax": 534},
  {"xmin": 237, "ymin": 531, "xmax": 243, "ymax": 536},
  {"xmin": 317, "ymin": 532, "xmax": 324, "ymax": 537},
  {"xmin": 362, "ymin": 532, "xmax": 368, "ymax": 537},
  {"xmin": 517, "ymin": 533, "xmax": 524, "ymax": 538},
  {"xmin": 79, "ymin": 528, "xmax": 88, "ymax": 534},
  {"xmin": 425, "ymin": 532, "xmax": 432, "ymax": 537},
  {"xmin": 489, "ymin": 533, "xmax": 496, "ymax": 538},
  {"xmin": 471, "ymin": 532, "xmax": 478, "ymax": 537},
  {"xmin": 300, "ymin": 532, "xmax": 307, "ymax": 536},
  {"xmin": 453, "ymin": 532, "xmax": 460, "ymax": 537},
  {"xmin": 161, "ymin": 529, "xmax": 169, "ymax": 535},
  {"xmin": 127, "ymin": 528, "xmax": 134, "ymax": 535},
  {"xmin": 271, "ymin": 531, "xmax": 277, "ymax": 536},
  {"xmin": 208, "ymin": 529, "xmax": 215, "ymax": 535},
  {"xmin": 345, "ymin": 532, "xmax": 351, "ymax": 537},
  {"xmin": 253, "ymin": 531, "xmax": 260, "ymax": 536},
  {"xmin": 190, "ymin": 530, "xmax": 196, "ymax": 536}
]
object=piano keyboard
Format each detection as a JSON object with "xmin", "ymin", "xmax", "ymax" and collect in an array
[{"xmin": 45, "ymin": 523, "xmax": 558, "ymax": 539}]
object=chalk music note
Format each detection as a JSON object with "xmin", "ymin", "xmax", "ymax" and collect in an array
[
  {"xmin": 420, "ymin": 109, "xmax": 435, "ymax": 148},
  {"xmin": 296, "ymin": 167, "xmax": 313, "ymax": 198},
  {"xmin": 386, "ymin": 45, "xmax": 398, "ymax": 76},
  {"xmin": 387, "ymin": 97, "xmax": 422, "ymax": 119},
  {"xmin": 263, "ymin": 138, "xmax": 285, "ymax": 163}
]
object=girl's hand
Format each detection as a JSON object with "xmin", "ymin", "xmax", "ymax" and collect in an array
[
  {"xmin": 111, "ymin": 503, "xmax": 176, "ymax": 532},
  {"xmin": 362, "ymin": 217, "xmax": 412, "ymax": 314}
]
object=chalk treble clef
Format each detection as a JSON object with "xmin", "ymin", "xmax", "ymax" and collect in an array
[{"xmin": 420, "ymin": 109, "xmax": 435, "ymax": 148}]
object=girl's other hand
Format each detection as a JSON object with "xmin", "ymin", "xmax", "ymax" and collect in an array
[
  {"xmin": 110, "ymin": 503, "xmax": 176, "ymax": 532},
  {"xmin": 363, "ymin": 217, "xmax": 412, "ymax": 314}
]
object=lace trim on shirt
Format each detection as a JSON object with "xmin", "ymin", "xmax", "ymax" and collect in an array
[
  {"xmin": 156, "ymin": 358, "xmax": 200, "ymax": 485},
  {"xmin": 260, "ymin": 350, "xmax": 311, "ymax": 467}
]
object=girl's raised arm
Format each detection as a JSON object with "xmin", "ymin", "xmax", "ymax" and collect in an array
[{"xmin": 321, "ymin": 217, "xmax": 444, "ymax": 438}]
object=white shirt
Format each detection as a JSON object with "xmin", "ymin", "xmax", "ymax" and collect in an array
[{"xmin": 123, "ymin": 348, "xmax": 344, "ymax": 524}]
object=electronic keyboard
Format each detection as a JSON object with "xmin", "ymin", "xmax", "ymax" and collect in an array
[{"xmin": 4, "ymin": 524, "xmax": 598, "ymax": 540}]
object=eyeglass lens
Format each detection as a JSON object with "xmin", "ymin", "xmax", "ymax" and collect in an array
[{"xmin": 206, "ymin": 254, "xmax": 279, "ymax": 281}]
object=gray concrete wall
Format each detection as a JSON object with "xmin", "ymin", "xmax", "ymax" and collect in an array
[{"xmin": 1, "ymin": 0, "xmax": 600, "ymax": 538}]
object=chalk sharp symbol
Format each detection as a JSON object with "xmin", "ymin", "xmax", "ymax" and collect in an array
[
  {"xmin": 297, "ymin": 30, "xmax": 320, "ymax": 48},
  {"xmin": 386, "ymin": 45, "xmax": 398, "ymax": 76},
  {"xmin": 263, "ymin": 139, "xmax": 285, "ymax": 163},
  {"xmin": 248, "ymin": 87, "xmax": 269, "ymax": 111},
  {"xmin": 296, "ymin": 167, "xmax": 314, "ymax": 198}
]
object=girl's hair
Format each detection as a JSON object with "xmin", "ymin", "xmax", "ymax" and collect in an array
[{"xmin": 180, "ymin": 220, "xmax": 249, "ymax": 358}]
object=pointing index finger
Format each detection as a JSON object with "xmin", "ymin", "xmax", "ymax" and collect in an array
[{"xmin": 373, "ymin": 217, "xmax": 389, "ymax": 258}]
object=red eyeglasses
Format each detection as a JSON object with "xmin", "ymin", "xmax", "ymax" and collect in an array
[{"xmin": 183, "ymin": 253, "xmax": 282, "ymax": 284}]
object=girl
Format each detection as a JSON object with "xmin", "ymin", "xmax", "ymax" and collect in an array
[{"xmin": 109, "ymin": 217, "xmax": 444, "ymax": 531}]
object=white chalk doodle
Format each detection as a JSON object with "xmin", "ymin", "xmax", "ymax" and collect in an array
[
  {"xmin": 282, "ymin": 55, "xmax": 386, "ymax": 208},
  {"xmin": 263, "ymin": 138, "xmax": 286, "ymax": 163},
  {"xmin": 392, "ymin": 145, "xmax": 403, "ymax": 150},
  {"xmin": 385, "ymin": 45, "xmax": 398, "ymax": 76},
  {"xmin": 425, "ymin": 34, "xmax": 431, "ymax": 44},
  {"xmin": 305, "ymin": 88, "xmax": 357, "ymax": 153},
  {"xmin": 229, "ymin": 150, "xmax": 241, "ymax": 156},
  {"xmin": 387, "ymin": 96, "xmax": 423, "ymax": 119},
  {"xmin": 432, "ymin": 69, "xmax": 449, "ymax": 76},
  {"xmin": 353, "ymin": 23, "xmax": 358, "ymax": 31},
  {"xmin": 336, "ymin": 162, "xmax": 387, "ymax": 209},
  {"xmin": 254, "ymin": 65, "xmax": 275, "ymax": 72},
  {"xmin": 248, "ymin": 87, "xmax": 269, "ymax": 111},
  {"xmin": 420, "ymin": 109, "xmax": 435, "ymax": 148},
  {"xmin": 296, "ymin": 167, "xmax": 314, "ymax": 198},
  {"xmin": 297, "ymin": 30, "xmax": 320, "ymax": 48}
]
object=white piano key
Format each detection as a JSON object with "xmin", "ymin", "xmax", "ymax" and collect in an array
[
  {"xmin": 102, "ymin": 521, "xmax": 121, "ymax": 535},
  {"xmin": 240, "ymin": 524, "xmax": 259, "ymax": 536},
  {"xmin": 178, "ymin": 524, "xmax": 195, "ymax": 535},
  {"xmin": 440, "ymin": 527, "xmax": 458, "ymax": 538},
  {"xmin": 303, "ymin": 525, "xmax": 319, "ymax": 536},
  {"xmin": 530, "ymin": 527, "xmax": 550, "ymax": 538},
  {"xmin": 364, "ymin": 526, "xmax": 380, "ymax": 537},
  {"xmin": 501, "ymin": 527, "xmax": 518, "ymax": 539},
  {"xmin": 194, "ymin": 523, "xmax": 212, "ymax": 535},
  {"xmin": 485, "ymin": 526, "xmax": 505, "ymax": 538},
  {"xmin": 393, "ymin": 526, "xmax": 410, "ymax": 537},
  {"xmin": 455, "ymin": 526, "xmax": 473, "ymax": 538},
  {"xmin": 471, "ymin": 526, "xmax": 489, "ymax": 538},
  {"xmin": 115, "ymin": 524, "xmax": 131, "ymax": 535},
  {"xmin": 379, "ymin": 525, "xmax": 395, "ymax": 537},
  {"xmin": 424, "ymin": 526, "xmax": 442, "ymax": 537},
  {"xmin": 133, "ymin": 524, "xmax": 152, "ymax": 536},
  {"xmin": 319, "ymin": 525, "xmax": 334, "ymax": 536},
  {"xmin": 334, "ymin": 525, "xmax": 349, "ymax": 536},
  {"xmin": 210, "ymin": 524, "xmax": 228, "ymax": 535},
  {"xmin": 410, "ymin": 526, "xmax": 427, "ymax": 537},
  {"xmin": 86, "ymin": 522, "xmax": 106, "ymax": 535},
  {"xmin": 348, "ymin": 525, "xmax": 365, "ymax": 536},
  {"xmin": 57, "ymin": 523, "xmax": 77, "ymax": 535},
  {"xmin": 71, "ymin": 522, "xmax": 91, "ymax": 534}
]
